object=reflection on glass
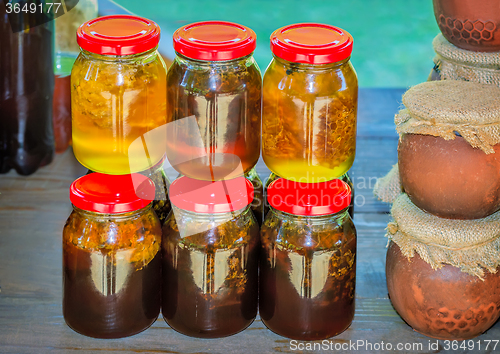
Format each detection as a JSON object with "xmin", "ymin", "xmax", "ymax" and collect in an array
[{"xmin": 260, "ymin": 209, "xmax": 356, "ymax": 340}]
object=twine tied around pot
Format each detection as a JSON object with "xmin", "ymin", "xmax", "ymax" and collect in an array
[
  {"xmin": 386, "ymin": 194, "xmax": 500, "ymax": 280},
  {"xmin": 433, "ymin": 34, "xmax": 500, "ymax": 87}
]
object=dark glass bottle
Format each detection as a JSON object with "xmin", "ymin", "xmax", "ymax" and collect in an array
[{"xmin": 0, "ymin": 2, "xmax": 54, "ymax": 175}]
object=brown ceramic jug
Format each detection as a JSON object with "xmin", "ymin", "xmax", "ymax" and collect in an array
[
  {"xmin": 398, "ymin": 133, "xmax": 500, "ymax": 219},
  {"xmin": 433, "ymin": 0, "xmax": 500, "ymax": 52},
  {"xmin": 386, "ymin": 241, "xmax": 500, "ymax": 340}
]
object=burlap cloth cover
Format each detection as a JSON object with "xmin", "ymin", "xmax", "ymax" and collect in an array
[
  {"xmin": 374, "ymin": 80, "xmax": 500, "ymax": 202},
  {"xmin": 387, "ymin": 193, "xmax": 500, "ymax": 280},
  {"xmin": 373, "ymin": 164, "xmax": 401, "ymax": 203},
  {"xmin": 432, "ymin": 34, "xmax": 500, "ymax": 87}
]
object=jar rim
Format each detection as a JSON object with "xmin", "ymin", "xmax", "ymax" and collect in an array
[
  {"xmin": 169, "ymin": 176, "xmax": 254, "ymax": 213},
  {"xmin": 270, "ymin": 23, "xmax": 353, "ymax": 65},
  {"xmin": 173, "ymin": 21, "xmax": 257, "ymax": 61},
  {"xmin": 77, "ymin": 15, "xmax": 161, "ymax": 56},
  {"xmin": 70, "ymin": 173, "xmax": 155, "ymax": 214},
  {"xmin": 267, "ymin": 178, "xmax": 351, "ymax": 216}
]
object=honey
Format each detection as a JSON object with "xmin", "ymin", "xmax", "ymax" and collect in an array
[
  {"xmin": 260, "ymin": 178, "xmax": 356, "ymax": 340},
  {"xmin": 162, "ymin": 207, "xmax": 259, "ymax": 338},
  {"xmin": 162, "ymin": 176, "xmax": 259, "ymax": 338},
  {"xmin": 262, "ymin": 59, "xmax": 357, "ymax": 182},
  {"xmin": 72, "ymin": 16, "xmax": 167, "ymax": 175},
  {"xmin": 166, "ymin": 21, "xmax": 262, "ymax": 181},
  {"xmin": 71, "ymin": 51, "xmax": 167, "ymax": 174},
  {"xmin": 262, "ymin": 24, "xmax": 357, "ymax": 182},
  {"xmin": 62, "ymin": 173, "xmax": 162, "ymax": 338}
]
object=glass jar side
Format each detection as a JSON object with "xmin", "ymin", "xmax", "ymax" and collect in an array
[
  {"xmin": 260, "ymin": 207, "xmax": 357, "ymax": 340},
  {"xmin": 245, "ymin": 167, "xmax": 264, "ymax": 226},
  {"xmin": 161, "ymin": 206, "xmax": 260, "ymax": 338},
  {"xmin": 62, "ymin": 205, "xmax": 162, "ymax": 338},
  {"xmin": 165, "ymin": 54, "xmax": 262, "ymax": 181},
  {"xmin": 262, "ymin": 55, "xmax": 358, "ymax": 182},
  {"xmin": 137, "ymin": 159, "xmax": 171, "ymax": 225},
  {"xmin": 71, "ymin": 48, "xmax": 167, "ymax": 175}
]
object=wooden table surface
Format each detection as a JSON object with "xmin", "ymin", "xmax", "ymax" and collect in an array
[{"xmin": 1, "ymin": 88, "xmax": 498, "ymax": 354}]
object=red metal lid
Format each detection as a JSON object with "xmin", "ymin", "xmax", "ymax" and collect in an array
[
  {"xmin": 270, "ymin": 23, "xmax": 353, "ymax": 64},
  {"xmin": 173, "ymin": 21, "xmax": 257, "ymax": 61},
  {"xmin": 70, "ymin": 173, "xmax": 155, "ymax": 214},
  {"xmin": 77, "ymin": 15, "xmax": 161, "ymax": 56},
  {"xmin": 169, "ymin": 176, "xmax": 254, "ymax": 213},
  {"xmin": 267, "ymin": 178, "xmax": 351, "ymax": 216}
]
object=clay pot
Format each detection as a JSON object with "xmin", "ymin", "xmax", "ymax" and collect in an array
[
  {"xmin": 386, "ymin": 241, "xmax": 500, "ymax": 340},
  {"xmin": 433, "ymin": 0, "xmax": 500, "ymax": 52},
  {"xmin": 398, "ymin": 133, "xmax": 500, "ymax": 219}
]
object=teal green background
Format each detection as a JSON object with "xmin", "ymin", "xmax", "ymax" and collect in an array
[{"xmin": 114, "ymin": 0, "xmax": 440, "ymax": 88}]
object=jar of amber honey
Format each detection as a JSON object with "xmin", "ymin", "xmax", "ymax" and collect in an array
[
  {"xmin": 166, "ymin": 21, "xmax": 262, "ymax": 181},
  {"xmin": 162, "ymin": 176, "xmax": 259, "ymax": 338},
  {"xmin": 63, "ymin": 173, "xmax": 162, "ymax": 338},
  {"xmin": 262, "ymin": 23, "xmax": 358, "ymax": 182},
  {"xmin": 72, "ymin": 15, "xmax": 167, "ymax": 174},
  {"xmin": 260, "ymin": 178, "xmax": 356, "ymax": 340}
]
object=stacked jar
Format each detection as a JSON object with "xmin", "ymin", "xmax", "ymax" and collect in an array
[
  {"xmin": 378, "ymin": 81, "xmax": 500, "ymax": 340},
  {"xmin": 262, "ymin": 24, "xmax": 357, "ymax": 217},
  {"xmin": 373, "ymin": 2, "xmax": 500, "ymax": 340},
  {"xmin": 260, "ymin": 23, "xmax": 358, "ymax": 340},
  {"xmin": 62, "ymin": 15, "xmax": 168, "ymax": 338},
  {"xmin": 429, "ymin": 0, "xmax": 500, "ymax": 86},
  {"xmin": 72, "ymin": 15, "xmax": 171, "ymax": 224},
  {"xmin": 163, "ymin": 21, "xmax": 262, "ymax": 337}
]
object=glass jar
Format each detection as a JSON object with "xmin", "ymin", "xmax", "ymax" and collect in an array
[
  {"xmin": 264, "ymin": 172, "xmax": 355, "ymax": 219},
  {"xmin": 53, "ymin": 0, "xmax": 98, "ymax": 153},
  {"xmin": 260, "ymin": 178, "xmax": 356, "ymax": 340},
  {"xmin": 72, "ymin": 15, "xmax": 167, "ymax": 174},
  {"xmin": 0, "ymin": 2, "xmax": 54, "ymax": 175},
  {"xmin": 245, "ymin": 167, "xmax": 264, "ymax": 226},
  {"xmin": 63, "ymin": 173, "xmax": 162, "ymax": 338},
  {"xmin": 162, "ymin": 176, "xmax": 259, "ymax": 338},
  {"xmin": 262, "ymin": 23, "xmax": 358, "ymax": 182},
  {"xmin": 166, "ymin": 21, "xmax": 262, "ymax": 181}
]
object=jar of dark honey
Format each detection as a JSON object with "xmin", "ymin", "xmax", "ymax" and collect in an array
[
  {"xmin": 162, "ymin": 176, "xmax": 259, "ymax": 338},
  {"xmin": 260, "ymin": 178, "xmax": 356, "ymax": 340},
  {"xmin": 166, "ymin": 21, "xmax": 262, "ymax": 181},
  {"xmin": 63, "ymin": 173, "xmax": 161, "ymax": 338}
]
